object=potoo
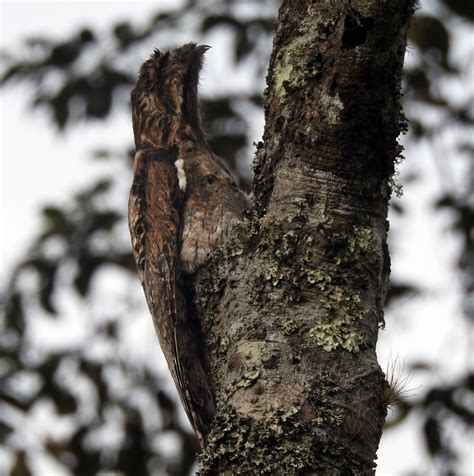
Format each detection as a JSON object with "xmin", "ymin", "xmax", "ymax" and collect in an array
[{"xmin": 128, "ymin": 44, "xmax": 250, "ymax": 446}]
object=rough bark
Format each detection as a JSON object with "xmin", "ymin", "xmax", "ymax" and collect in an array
[{"xmin": 194, "ymin": 0, "xmax": 415, "ymax": 474}]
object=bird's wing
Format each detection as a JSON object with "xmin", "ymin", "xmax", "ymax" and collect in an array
[
  {"xmin": 128, "ymin": 147, "xmax": 215, "ymax": 445},
  {"xmin": 129, "ymin": 147, "xmax": 181, "ymax": 360}
]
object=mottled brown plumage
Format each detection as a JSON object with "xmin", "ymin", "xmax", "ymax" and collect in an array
[{"xmin": 128, "ymin": 43, "xmax": 249, "ymax": 445}]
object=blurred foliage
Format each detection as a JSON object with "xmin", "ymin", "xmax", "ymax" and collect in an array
[
  {"xmin": 0, "ymin": 0, "xmax": 473, "ymax": 475},
  {"xmin": 1, "ymin": 180, "xmax": 199, "ymax": 475}
]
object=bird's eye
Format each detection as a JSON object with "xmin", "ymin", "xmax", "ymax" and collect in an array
[{"xmin": 206, "ymin": 175, "xmax": 216, "ymax": 184}]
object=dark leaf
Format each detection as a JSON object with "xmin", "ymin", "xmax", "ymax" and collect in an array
[
  {"xmin": 49, "ymin": 43, "xmax": 81, "ymax": 67},
  {"xmin": 23, "ymin": 258, "xmax": 58, "ymax": 314},
  {"xmin": 385, "ymin": 283, "xmax": 420, "ymax": 307},
  {"xmin": 36, "ymin": 356, "xmax": 61, "ymax": 381},
  {"xmin": 209, "ymin": 133, "xmax": 247, "ymax": 172},
  {"xmin": 435, "ymin": 195, "xmax": 474, "ymax": 240},
  {"xmin": 248, "ymin": 18, "xmax": 275, "ymax": 32},
  {"xmin": 465, "ymin": 373, "xmax": 474, "ymax": 390},
  {"xmin": 250, "ymin": 94, "xmax": 264, "ymax": 106},
  {"xmin": 48, "ymin": 28, "xmax": 95, "ymax": 68},
  {"xmin": 44, "ymin": 439, "xmax": 70, "ymax": 464},
  {"xmin": 11, "ymin": 450, "xmax": 31, "ymax": 476},
  {"xmin": 149, "ymin": 10, "xmax": 174, "ymax": 27},
  {"xmin": 113, "ymin": 22, "xmax": 150, "ymax": 50},
  {"xmin": 0, "ymin": 63, "xmax": 31, "ymax": 85},
  {"xmin": 75, "ymin": 179, "xmax": 112, "ymax": 207},
  {"xmin": 79, "ymin": 28, "xmax": 95, "ymax": 45},
  {"xmin": 39, "ymin": 263, "xmax": 58, "ymax": 314},
  {"xmin": 86, "ymin": 86, "xmax": 112, "ymax": 118},
  {"xmin": 113, "ymin": 22, "xmax": 134, "ymax": 49},
  {"xmin": 69, "ymin": 427, "xmax": 101, "ymax": 475},
  {"xmin": 235, "ymin": 29, "xmax": 253, "ymax": 62},
  {"xmin": 100, "ymin": 321, "xmax": 118, "ymax": 339},
  {"xmin": 37, "ymin": 361, "xmax": 79, "ymax": 414},
  {"xmin": 4, "ymin": 292, "xmax": 25, "ymax": 333},
  {"xmin": 91, "ymin": 148, "xmax": 112, "ymax": 160},
  {"xmin": 51, "ymin": 92, "xmax": 70, "ymax": 129},
  {"xmin": 47, "ymin": 383, "xmax": 78, "ymax": 415},
  {"xmin": 74, "ymin": 254, "xmax": 105, "ymax": 296},
  {"xmin": 202, "ymin": 98, "xmax": 235, "ymax": 120},
  {"xmin": 79, "ymin": 359, "xmax": 107, "ymax": 402},
  {"xmin": 87, "ymin": 211, "xmax": 121, "ymax": 233},
  {"xmin": 111, "ymin": 252, "xmax": 136, "ymax": 273},
  {"xmin": 423, "ymin": 383, "xmax": 474, "ymax": 425},
  {"xmin": 116, "ymin": 408, "xmax": 151, "ymax": 476},
  {"xmin": 409, "ymin": 361, "xmax": 434, "ymax": 372},
  {"xmin": 0, "ymin": 420, "xmax": 14, "ymax": 439},
  {"xmin": 151, "ymin": 11, "xmax": 172, "ymax": 25},
  {"xmin": 408, "ymin": 119, "xmax": 425, "ymax": 139},
  {"xmin": 409, "ymin": 15, "xmax": 450, "ymax": 63},
  {"xmin": 40, "ymin": 206, "xmax": 71, "ymax": 239},
  {"xmin": 390, "ymin": 201, "xmax": 404, "ymax": 214},
  {"xmin": 441, "ymin": 0, "xmax": 474, "ymax": 21},
  {"xmin": 435, "ymin": 194, "xmax": 456, "ymax": 209},
  {"xmin": 83, "ymin": 179, "xmax": 112, "ymax": 198},
  {"xmin": 404, "ymin": 68, "xmax": 431, "ymax": 101},
  {"xmin": 423, "ymin": 417, "xmax": 442, "ymax": 456},
  {"xmin": 201, "ymin": 15, "xmax": 242, "ymax": 32},
  {"xmin": 157, "ymin": 389, "xmax": 177, "ymax": 430},
  {"xmin": 0, "ymin": 388, "xmax": 34, "ymax": 411}
]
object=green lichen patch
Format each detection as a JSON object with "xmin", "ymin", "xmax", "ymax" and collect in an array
[
  {"xmin": 306, "ymin": 269, "xmax": 332, "ymax": 288},
  {"xmin": 198, "ymin": 405, "xmax": 317, "ymax": 475},
  {"xmin": 281, "ymin": 317, "xmax": 298, "ymax": 336},
  {"xmin": 231, "ymin": 381, "xmax": 306, "ymax": 421},
  {"xmin": 205, "ymin": 333, "xmax": 229, "ymax": 382},
  {"xmin": 274, "ymin": 62, "xmax": 294, "ymax": 100},
  {"xmin": 273, "ymin": 37, "xmax": 322, "ymax": 102},
  {"xmin": 235, "ymin": 366, "xmax": 261, "ymax": 389},
  {"xmin": 196, "ymin": 217, "xmax": 260, "ymax": 289},
  {"xmin": 235, "ymin": 340, "xmax": 264, "ymax": 367},
  {"xmin": 334, "ymin": 226, "xmax": 378, "ymax": 267},
  {"xmin": 307, "ymin": 373, "xmax": 346, "ymax": 428},
  {"xmin": 250, "ymin": 222, "xmax": 307, "ymax": 304},
  {"xmin": 254, "ymin": 216, "xmax": 279, "ymax": 252},
  {"xmin": 198, "ymin": 400, "xmax": 363, "ymax": 474},
  {"xmin": 319, "ymin": 91, "xmax": 344, "ymax": 125},
  {"xmin": 289, "ymin": 352, "xmax": 301, "ymax": 364},
  {"xmin": 275, "ymin": 230, "xmax": 298, "ymax": 258},
  {"xmin": 308, "ymin": 287, "xmax": 366, "ymax": 352},
  {"xmin": 309, "ymin": 319, "xmax": 364, "ymax": 352},
  {"xmin": 287, "ymin": 196, "xmax": 311, "ymax": 224},
  {"xmin": 228, "ymin": 340, "xmax": 265, "ymax": 389},
  {"xmin": 264, "ymin": 264, "xmax": 297, "ymax": 287}
]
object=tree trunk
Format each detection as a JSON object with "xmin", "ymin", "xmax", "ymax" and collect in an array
[{"xmin": 195, "ymin": 0, "xmax": 414, "ymax": 473}]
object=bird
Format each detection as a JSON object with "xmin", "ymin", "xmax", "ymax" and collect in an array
[{"xmin": 128, "ymin": 43, "xmax": 250, "ymax": 446}]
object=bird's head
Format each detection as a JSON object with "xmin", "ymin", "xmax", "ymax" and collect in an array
[{"xmin": 131, "ymin": 43, "xmax": 210, "ymax": 149}]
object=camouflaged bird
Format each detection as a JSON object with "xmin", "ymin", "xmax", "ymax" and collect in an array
[{"xmin": 128, "ymin": 43, "xmax": 250, "ymax": 446}]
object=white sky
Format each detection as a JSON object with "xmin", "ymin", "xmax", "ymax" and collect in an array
[{"xmin": 0, "ymin": 1, "xmax": 473, "ymax": 475}]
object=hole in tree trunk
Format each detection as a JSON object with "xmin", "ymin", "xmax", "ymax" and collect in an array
[{"xmin": 342, "ymin": 14, "xmax": 375, "ymax": 49}]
